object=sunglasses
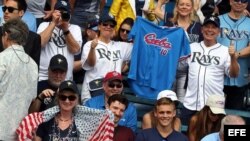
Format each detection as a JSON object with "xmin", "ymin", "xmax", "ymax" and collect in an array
[
  {"xmin": 2, "ymin": 6, "xmax": 19, "ymax": 13},
  {"xmin": 59, "ymin": 95, "xmax": 77, "ymax": 101},
  {"xmin": 108, "ymin": 82, "xmax": 123, "ymax": 88},
  {"xmin": 234, "ymin": 0, "xmax": 248, "ymax": 3},
  {"xmin": 102, "ymin": 23, "xmax": 115, "ymax": 28},
  {"xmin": 120, "ymin": 28, "xmax": 130, "ymax": 34}
]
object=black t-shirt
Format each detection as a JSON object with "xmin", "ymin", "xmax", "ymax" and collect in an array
[
  {"xmin": 37, "ymin": 80, "xmax": 58, "ymax": 111},
  {"xmin": 36, "ymin": 117, "xmax": 78, "ymax": 141}
]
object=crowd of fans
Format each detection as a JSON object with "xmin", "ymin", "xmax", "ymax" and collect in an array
[{"xmin": 0, "ymin": 0, "xmax": 250, "ymax": 140}]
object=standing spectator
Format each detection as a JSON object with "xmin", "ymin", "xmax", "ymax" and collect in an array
[
  {"xmin": 70, "ymin": 0, "xmax": 106, "ymax": 32},
  {"xmin": 29, "ymin": 54, "xmax": 68, "ymax": 113},
  {"xmin": 201, "ymin": 114, "xmax": 246, "ymax": 141},
  {"xmin": 26, "ymin": 0, "xmax": 57, "ymax": 28},
  {"xmin": 73, "ymin": 21, "xmax": 98, "ymax": 93},
  {"xmin": 181, "ymin": 15, "xmax": 239, "ymax": 125},
  {"xmin": 0, "ymin": 19, "xmax": 38, "ymax": 141},
  {"xmin": 109, "ymin": 0, "xmax": 136, "ymax": 31},
  {"xmin": 136, "ymin": 97, "xmax": 188, "ymax": 141},
  {"xmin": 154, "ymin": 0, "xmax": 203, "ymax": 103},
  {"xmin": 85, "ymin": 71, "xmax": 137, "ymax": 132},
  {"xmin": 81, "ymin": 15, "xmax": 132, "ymax": 101},
  {"xmin": 0, "ymin": 3, "xmax": 37, "ymax": 32},
  {"xmin": 34, "ymin": 80, "xmax": 80, "ymax": 140},
  {"xmin": 142, "ymin": 90, "xmax": 181, "ymax": 131},
  {"xmin": 38, "ymin": 0, "xmax": 82, "ymax": 81},
  {"xmin": 113, "ymin": 17, "xmax": 134, "ymax": 73},
  {"xmin": 114, "ymin": 17, "xmax": 134, "ymax": 42},
  {"xmin": 217, "ymin": 0, "xmax": 250, "ymax": 110},
  {"xmin": 0, "ymin": 0, "xmax": 41, "ymax": 65},
  {"xmin": 107, "ymin": 94, "xmax": 135, "ymax": 141},
  {"xmin": 188, "ymin": 95, "xmax": 226, "ymax": 141}
]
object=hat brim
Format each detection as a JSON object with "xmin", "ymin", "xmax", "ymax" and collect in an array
[
  {"xmin": 210, "ymin": 107, "xmax": 226, "ymax": 115},
  {"xmin": 99, "ymin": 19, "xmax": 117, "ymax": 26},
  {"xmin": 203, "ymin": 21, "xmax": 220, "ymax": 28},
  {"xmin": 50, "ymin": 66, "xmax": 67, "ymax": 71},
  {"xmin": 104, "ymin": 77, "xmax": 122, "ymax": 82}
]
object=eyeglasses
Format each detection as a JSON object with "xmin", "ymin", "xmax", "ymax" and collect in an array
[
  {"xmin": 2, "ymin": 6, "xmax": 19, "ymax": 13},
  {"xmin": 108, "ymin": 82, "xmax": 123, "ymax": 88},
  {"xmin": 102, "ymin": 23, "xmax": 115, "ymax": 28},
  {"xmin": 59, "ymin": 95, "xmax": 77, "ymax": 101},
  {"xmin": 234, "ymin": 0, "xmax": 248, "ymax": 3},
  {"xmin": 120, "ymin": 28, "xmax": 130, "ymax": 34}
]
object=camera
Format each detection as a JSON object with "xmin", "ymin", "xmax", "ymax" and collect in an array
[{"xmin": 61, "ymin": 11, "xmax": 70, "ymax": 21}]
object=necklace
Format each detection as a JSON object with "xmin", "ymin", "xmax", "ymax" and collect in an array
[
  {"xmin": 53, "ymin": 117, "xmax": 74, "ymax": 140},
  {"xmin": 58, "ymin": 117, "xmax": 71, "ymax": 122},
  {"xmin": 11, "ymin": 45, "xmax": 30, "ymax": 64}
]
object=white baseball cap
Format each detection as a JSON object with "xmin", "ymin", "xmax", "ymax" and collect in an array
[
  {"xmin": 157, "ymin": 90, "xmax": 178, "ymax": 101},
  {"xmin": 206, "ymin": 95, "xmax": 226, "ymax": 115}
]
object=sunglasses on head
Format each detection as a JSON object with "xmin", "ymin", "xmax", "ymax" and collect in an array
[
  {"xmin": 108, "ymin": 82, "xmax": 122, "ymax": 88},
  {"xmin": 234, "ymin": 0, "xmax": 248, "ymax": 3},
  {"xmin": 59, "ymin": 95, "xmax": 77, "ymax": 101},
  {"xmin": 120, "ymin": 28, "xmax": 130, "ymax": 34},
  {"xmin": 102, "ymin": 23, "xmax": 115, "ymax": 28},
  {"xmin": 2, "ymin": 6, "xmax": 19, "ymax": 13}
]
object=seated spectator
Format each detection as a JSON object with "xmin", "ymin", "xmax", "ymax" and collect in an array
[
  {"xmin": 136, "ymin": 97, "xmax": 188, "ymax": 141},
  {"xmin": 107, "ymin": 94, "xmax": 135, "ymax": 141},
  {"xmin": 187, "ymin": 95, "xmax": 226, "ymax": 141},
  {"xmin": 142, "ymin": 90, "xmax": 181, "ymax": 131},
  {"xmin": 29, "ymin": 54, "xmax": 68, "ymax": 113},
  {"xmin": 201, "ymin": 114, "xmax": 246, "ymax": 141},
  {"xmin": 85, "ymin": 71, "xmax": 137, "ymax": 132}
]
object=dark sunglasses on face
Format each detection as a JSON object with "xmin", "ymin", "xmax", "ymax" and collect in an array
[
  {"xmin": 2, "ymin": 6, "xmax": 19, "ymax": 13},
  {"xmin": 120, "ymin": 28, "xmax": 130, "ymax": 34},
  {"xmin": 102, "ymin": 23, "xmax": 115, "ymax": 28},
  {"xmin": 59, "ymin": 95, "xmax": 77, "ymax": 101},
  {"xmin": 234, "ymin": 0, "xmax": 248, "ymax": 3},
  {"xmin": 108, "ymin": 82, "xmax": 123, "ymax": 88}
]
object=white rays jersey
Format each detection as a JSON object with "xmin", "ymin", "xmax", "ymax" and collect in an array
[
  {"xmin": 184, "ymin": 41, "xmax": 230, "ymax": 111},
  {"xmin": 38, "ymin": 22, "xmax": 82, "ymax": 81},
  {"xmin": 81, "ymin": 40, "xmax": 133, "ymax": 99}
]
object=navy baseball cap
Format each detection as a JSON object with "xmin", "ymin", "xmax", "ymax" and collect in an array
[
  {"xmin": 99, "ymin": 14, "xmax": 117, "ymax": 26},
  {"xmin": 54, "ymin": 0, "xmax": 70, "ymax": 13},
  {"xmin": 59, "ymin": 80, "xmax": 79, "ymax": 95},
  {"xmin": 49, "ymin": 54, "xmax": 68, "ymax": 71},
  {"xmin": 203, "ymin": 15, "xmax": 220, "ymax": 27},
  {"xmin": 87, "ymin": 21, "xmax": 99, "ymax": 31}
]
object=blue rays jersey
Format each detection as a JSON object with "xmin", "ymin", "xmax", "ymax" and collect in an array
[
  {"xmin": 128, "ymin": 17, "xmax": 191, "ymax": 99},
  {"xmin": 218, "ymin": 14, "xmax": 250, "ymax": 86}
]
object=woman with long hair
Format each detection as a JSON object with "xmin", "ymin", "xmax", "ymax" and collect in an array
[
  {"xmin": 154, "ymin": 0, "xmax": 203, "ymax": 104},
  {"xmin": 187, "ymin": 95, "xmax": 226, "ymax": 141},
  {"xmin": 114, "ymin": 17, "xmax": 134, "ymax": 42}
]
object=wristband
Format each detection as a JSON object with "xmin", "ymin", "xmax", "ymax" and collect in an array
[
  {"xmin": 36, "ymin": 96, "xmax": 43, "ymax": 102},
  {"xmin": 63, "ymin": 30, "xmax": 70, "ymax": 35}
]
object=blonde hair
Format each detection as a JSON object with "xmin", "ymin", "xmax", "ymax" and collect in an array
[{"xmin": 171, "ymin": 0, "xmax": 198, "ymax": 24}]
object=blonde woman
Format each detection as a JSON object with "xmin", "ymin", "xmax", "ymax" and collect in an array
[{"xmin": 154, "ymin": 0, "xmax": 203, "ymax": 103}]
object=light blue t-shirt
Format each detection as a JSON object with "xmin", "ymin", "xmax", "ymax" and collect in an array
[
  {"xmin": 201, "ymin": 132, "xmax": 221, "ymax": 141},
  {"xmin": 0, "ymin": 5, "xmax": 37, "ymax": 32}
]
